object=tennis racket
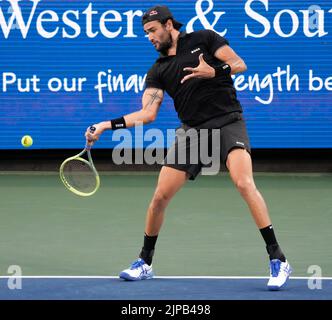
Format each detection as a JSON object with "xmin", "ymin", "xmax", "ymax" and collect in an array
[{"xmin": 59, "ymin": 126, "xmax": 100, "ymax": 197}]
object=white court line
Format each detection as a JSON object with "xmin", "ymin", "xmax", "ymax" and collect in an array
[{"xmin": 0, "ymin": 276, "xmax": 332, "ymax": 280}]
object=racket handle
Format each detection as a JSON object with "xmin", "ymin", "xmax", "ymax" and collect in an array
[{"xmin": 86, "ymin": 125, "xmax": 96, "ymax": 149}]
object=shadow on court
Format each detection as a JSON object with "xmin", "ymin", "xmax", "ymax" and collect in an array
[{"xmin": 0, "ymin": 278, "xmax": 331, "ymax": 300}]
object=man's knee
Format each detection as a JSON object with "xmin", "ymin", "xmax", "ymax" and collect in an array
[
  {"xmin": 149, "ymin": 190, "xmax": 171, "ymax": 213},
  {"xmin": 234, "ymin": 177, "xmax": 256, "ymax": 195}
]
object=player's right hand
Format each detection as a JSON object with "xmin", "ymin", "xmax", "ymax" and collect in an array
[
  {"xmin": 85, "ymin": 121, "xmax": 112, "ymax": 145},
  {"xmin": 85, "ymin": 123, "xmax": 102, "ymax": 144}
]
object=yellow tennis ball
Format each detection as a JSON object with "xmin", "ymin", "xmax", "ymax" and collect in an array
[{"xmin": 21, "ymin": 135, "xmax": 33, "ymax": 147}]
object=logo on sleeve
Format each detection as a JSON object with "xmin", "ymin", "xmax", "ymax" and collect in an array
[{"xmin": 191, "ymin": 48, "xmax": 201, "ymax": 54}]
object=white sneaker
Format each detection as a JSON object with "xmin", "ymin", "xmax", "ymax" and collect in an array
[
  {"xmin": 267, "ymin": 259, "xmax": 292, "ymax": 290},
  {"xmin": 119, "ymin": 258, "xmax": 154, "ymax": 281}
]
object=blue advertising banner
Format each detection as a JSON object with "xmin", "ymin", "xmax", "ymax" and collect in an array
[{"xmin": 1, "ymin": 0, "xmax": 332, "ymax": 149}]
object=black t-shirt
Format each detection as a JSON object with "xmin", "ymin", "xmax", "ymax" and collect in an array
[{"xmin": 145, "ymin": 29, "xmax": 243, "ymax": 127}]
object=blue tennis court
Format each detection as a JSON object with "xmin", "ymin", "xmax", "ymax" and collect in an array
[{"xmin": 0, "ymin": 276, "xmax": 331, "ymax": 300}]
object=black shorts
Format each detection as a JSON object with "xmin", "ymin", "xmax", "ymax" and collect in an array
[{"xmin": 163, "ymin": 113, "xmax": 251, "ymax": 180}]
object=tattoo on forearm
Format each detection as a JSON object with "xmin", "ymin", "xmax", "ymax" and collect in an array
[{"xmin": 146, "ymin": 90, "xmax": 162, "ymax": 109}]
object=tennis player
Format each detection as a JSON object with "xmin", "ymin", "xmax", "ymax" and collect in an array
[{"xmin": 85, "ymin": 5, "xmax": 292, "ymax": 290}]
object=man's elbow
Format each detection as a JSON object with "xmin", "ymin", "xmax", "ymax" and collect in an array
[
  {"xmin": 148, "ymin": 113, "xmax": 157, "ymax": 122},
  {"xmin": 229, "ymin": 59, "xmax": 247, "ymax": 74},
  {"xmin": 240, "ymin": 60, "xmax": 247, "ymax": 72},
  {"xmin": 145, "ymin": 110, "xmax": 157, "ymax": 123}
]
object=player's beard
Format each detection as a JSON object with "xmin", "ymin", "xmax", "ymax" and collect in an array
[{"xmin": 156, "ymin": 31, "xmax": 173, "ymax": 55}]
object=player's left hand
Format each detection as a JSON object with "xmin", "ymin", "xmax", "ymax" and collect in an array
[{"xmin": 181, "ymin": 54, "xmax": 216, "ymax": 84}]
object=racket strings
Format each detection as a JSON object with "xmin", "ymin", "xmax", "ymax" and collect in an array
[{"xmin": 62, "ymin": 159, "xmax": 97, "ymax": 193}]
